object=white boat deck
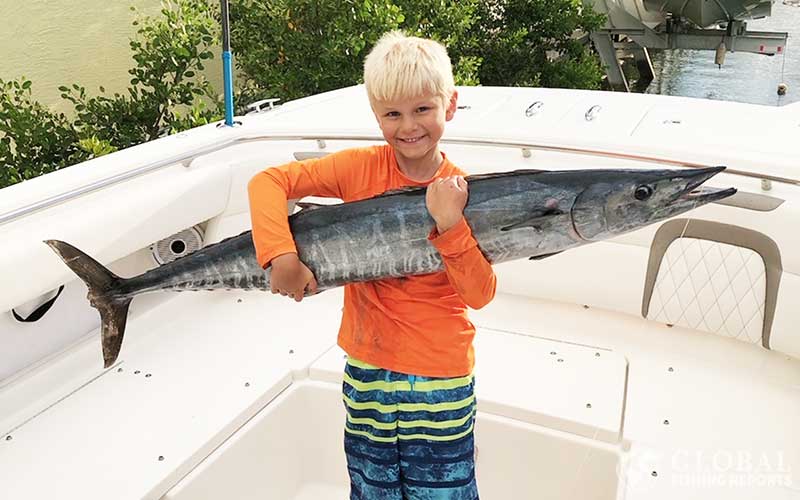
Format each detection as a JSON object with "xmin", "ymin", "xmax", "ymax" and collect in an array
[{"xmin": 1, "ymin": 283, "xmax": 797, "ymax": 499}]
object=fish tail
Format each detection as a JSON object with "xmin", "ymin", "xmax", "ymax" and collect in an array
[{"xmin": 44, "ymin": 240, "xmax": 132, "ymax": 368}]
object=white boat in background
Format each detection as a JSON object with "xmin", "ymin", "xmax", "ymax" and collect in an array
[{"xmin": 0, "ymin": 85, "xmax": 798, "ymax": 499}]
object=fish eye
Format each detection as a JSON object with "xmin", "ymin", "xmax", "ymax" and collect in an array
[{"xmin": 634, "ymin": 185, "xmax": 654, "ymax": 201}]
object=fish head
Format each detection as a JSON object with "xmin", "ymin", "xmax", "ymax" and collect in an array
[{"xmin": 571, "ymin": 167, "xmax": 736, "ymax": 241}]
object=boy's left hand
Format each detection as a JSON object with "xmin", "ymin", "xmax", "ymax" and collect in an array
[{"xmin": 426, "ymin": 175, "xmax": 468, "ymax": 234}]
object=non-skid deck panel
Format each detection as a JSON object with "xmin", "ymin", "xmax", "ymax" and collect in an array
[
  {"xmin": 0, "ymin": 289, "xmax": 344, "ymax": 500},
  {"xmin": 469, "ymin": 293, "xmax": 800, "ymax": 496},
  {"xmin": 310, "ymin": 325, "xmax": 629, "ymax": 444}
]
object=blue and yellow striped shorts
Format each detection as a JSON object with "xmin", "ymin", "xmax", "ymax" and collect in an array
[{"xmin": 342, "ymin": 357, "xmax": 479, "ymax": 500}]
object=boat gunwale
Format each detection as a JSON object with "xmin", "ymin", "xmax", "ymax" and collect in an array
[{"xmin": 2, "ymin": 132, "xmax": 798, "ymax": 227}]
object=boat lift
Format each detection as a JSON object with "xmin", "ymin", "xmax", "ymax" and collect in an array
[{"xmin": 585, "ymin": 0, "xmax": 790, "ymax": 91}]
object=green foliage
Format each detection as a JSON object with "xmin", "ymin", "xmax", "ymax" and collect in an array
[
  {"xmin": 230, "ymin": 0, "xmax": 604, "ymax": 102},
  {"xmin": 229, "ymin": 0, "xmax": 480, "ymax": 101},
  {"xmin": 0, "ymin": 78, "xmax": 88, "ymax": 188},
  {"xmin": 469, "ymin": 0, "xmax": 606, "ymax": 89}
]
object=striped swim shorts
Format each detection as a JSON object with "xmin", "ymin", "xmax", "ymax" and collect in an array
[{"xmin": 342, "ymin": 357, "xmax": 478, "ymax": 500}]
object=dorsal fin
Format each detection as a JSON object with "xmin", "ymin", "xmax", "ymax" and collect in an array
[
  {"xmin": 465, "ymin": 169, "xmax": 547, "ymax": 182},
  {"xmin": 296, "ymin": 201, "xmax": 326, "ymax": 211},
  {"xmin": 376, "ymin": 186, "xmax": 426, "ymax": 197}
]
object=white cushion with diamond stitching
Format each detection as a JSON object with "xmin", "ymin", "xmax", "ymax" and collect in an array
[{"xmin": 647, "ymin": 238, "xmax": 766, "ymax": 345}]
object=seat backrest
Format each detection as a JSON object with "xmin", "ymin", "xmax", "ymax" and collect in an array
[{"xmin": 642, "ymin": 219, "xmax": 782, "ymax": 348}]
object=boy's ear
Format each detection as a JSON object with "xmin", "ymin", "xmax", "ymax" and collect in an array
[{"xmin": 445, "ymin": 90, "xmax": 458, "ymax": 121}]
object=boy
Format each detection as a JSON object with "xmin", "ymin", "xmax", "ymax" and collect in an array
[{"xmin": 248, "ymin": 31, "xmax": 496, "ymax": 499}]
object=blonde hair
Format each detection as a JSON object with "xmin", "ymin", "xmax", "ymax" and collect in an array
[{"xmin": 363, "ymin": 31, "xmax": 455, "ymax": 106}]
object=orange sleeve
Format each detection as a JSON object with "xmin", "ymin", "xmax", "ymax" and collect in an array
[
  {"xmin": 247, "ymin": 151, "xmax": 351, "ymax": 269},
  {"xmin": 427, "ymin": 217, "xmax": 497, "ymax": 309}
]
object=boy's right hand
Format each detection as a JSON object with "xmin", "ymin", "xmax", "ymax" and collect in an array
[{"xmin": 269, "ymin": 253, "xmax": 318, "ymax": 302}]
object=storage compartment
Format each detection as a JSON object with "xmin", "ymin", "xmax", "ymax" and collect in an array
[{"xmin": 163, "ymin": 381, "xmax": 621, "ymax": 500}]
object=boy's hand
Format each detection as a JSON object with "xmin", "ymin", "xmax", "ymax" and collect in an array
[
  {"xmin": 426, "ymin": 175, "xmax": 468, "ymax": 234},
  {"xmin": 269, "ymin": 253, "xmax": 318, "ymax": 302}
]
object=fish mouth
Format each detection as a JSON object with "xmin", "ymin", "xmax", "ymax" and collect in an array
[
  {"xmin": 678, "ymin": 185, "xmax": 738, "ymax": 205},
  {"xmin": 672, "ymin": 166, "xmax": 737, "ymax": 207}
]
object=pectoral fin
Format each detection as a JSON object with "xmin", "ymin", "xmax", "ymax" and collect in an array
[
  {"xmin": 529, "ymin": 251, "xmax": 564, "ymax": 261},
  {"xmin": 500, "ymin": 209, "xmax": 564, "ymax": 232}
]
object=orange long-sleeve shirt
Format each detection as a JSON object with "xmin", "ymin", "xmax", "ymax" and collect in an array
[{"xmin": 247, "ymin": 145, "xmax": 496, "ymax": 377}]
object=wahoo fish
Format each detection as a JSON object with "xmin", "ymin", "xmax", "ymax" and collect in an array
[{"xmin": 45, "ymin": 167, "xmax": 735, "ymax": 368}]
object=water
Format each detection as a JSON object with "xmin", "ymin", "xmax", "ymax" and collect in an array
[{"xmin": 646, "ymin": 2, "xmax": 800, "ymax": 106}]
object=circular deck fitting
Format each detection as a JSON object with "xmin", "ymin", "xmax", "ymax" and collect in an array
[
  {"xmin": 289, "ymin": 349, "xmax": 294, "ymax": 354},
  {"xmin": 5, "ymin": 435, "xmax": 11, "ymax": 441},
  {"xmin": 244, "ymin": 382, "xmax": 250, "ymax": 387},
  {"xmin": 158, "ymin": 456, "xmax": 165, "ymax": 462},
  {"xmin": 651, "ymin": 471, "xmax": 658, "ymax": 477},
  {"xmin": 117, "ymin": 368, "xmax": 123, "ymax": 373},
  {"xmin": 595, "ymin": 352, "xmax": 600, "ymax": 357},
  {"xmin": 586, "ymin": 403, "xmax": 592, "ymax": 408},
  {"xmin": 663, "ymin": 419, "xmax": 670, "ymax": 425},
  {"xmin": 668, "ymin": 367, "xmax": 674, "ymax": 372},
  {"xmin": 237, "ymin": 298, "xmax": 242, "ymax": 303}
]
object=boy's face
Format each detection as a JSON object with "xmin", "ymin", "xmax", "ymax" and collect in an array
[{"xmin": 371, "ymin": 91, "xmax": 458, "ymax": 166}]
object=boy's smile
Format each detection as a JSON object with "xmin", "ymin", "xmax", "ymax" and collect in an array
[{"xmin": 372, "ymin": 91, "xmax": 458, "ymax": 181}]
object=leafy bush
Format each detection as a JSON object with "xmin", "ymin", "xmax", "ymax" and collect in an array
[
  {"xmin": 470, "ymin": 0, "xmax": 606, "ymax": 89},
  {"xmin": 230, "ymin": 0, "xmax": 604, "ymax": 103},
  {"xmin": 0, "ymin": 78, "xmax": 88, "ymax": 188},
  {"xmin": 229, "ymin": 0, "xmax": 481, "ymax": 101}
]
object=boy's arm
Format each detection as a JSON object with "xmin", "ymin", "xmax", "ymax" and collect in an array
[
  {"xmin": 428, "ymin": 218, "xmax": 497, "ymax": 309},
  {"xmin": 426, "ymin": 176, "xmax": 497, "ymax": 309},
  {"xmin": 247, "ymin": 153, "xmax": 346, "ymax": 269}
]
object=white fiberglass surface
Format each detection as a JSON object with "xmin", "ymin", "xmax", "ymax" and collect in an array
[{"xmin": 162, "ymin": 381, "xmax": 621, "ymax": 500}]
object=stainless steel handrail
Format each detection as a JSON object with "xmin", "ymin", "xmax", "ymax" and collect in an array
[{"xmin": 2, "ymin": 132, "xmax": 798, "ymax": 226}]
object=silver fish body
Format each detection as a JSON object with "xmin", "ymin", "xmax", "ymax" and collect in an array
[{"xmin": 45, "ymin": 167, "xmax": 735, "ymax": 367}]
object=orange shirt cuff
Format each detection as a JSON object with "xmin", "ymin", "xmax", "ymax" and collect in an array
[
  {"xmin": 259, "ymin": 244, "xmax": 298, "ymax": 269},
  {"xmin": 427, "ymin": 217, "xmax": 476, "ymax": 257}
]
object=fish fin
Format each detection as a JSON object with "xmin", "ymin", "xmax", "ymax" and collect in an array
[
  {"xmin": 500, "ymin": 209, "xmax": 564, "ymax": 232},
  {"xmin": 295, "ymin": 202, "xmax": 326, "ymax": 211},
  {"xmin": 465, "ymin": 169, "xmax": 547, "ymax": 182},
  {"xmin": 529, "ymin": 251, "xmax": 564, "ymax": 261},
  {"xmin": 377, "ymin": 186, "xmax": 425, "ymax": 197},
  {"xmin": 44, "ymin": 240, "xmax": 131, "ymax": 368}
]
